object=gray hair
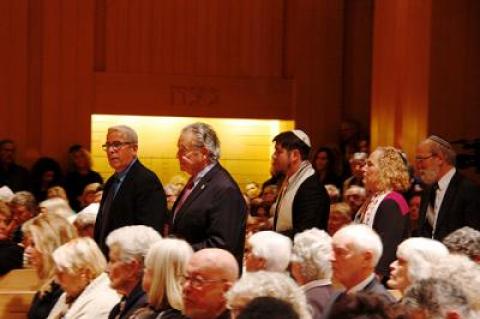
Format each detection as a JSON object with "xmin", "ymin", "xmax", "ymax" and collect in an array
[
  {"xmin": 181, "ymin": 122, "xmax": 220, "ymax": 161},
  {"xmin": 39, "ymin": 198, "xmax": 74, "ymax": 220},
  {"xmin": 108, "ymin": 125, "xmax": 138, "ymax": 145},
  {"xmin": 226, "ymin": 271, "xmax": 312, "ymax": 319},
  {"xmin": 291, "ymin": 228, "xmax": 332, "ymax": 282},
  {"xmin": 10, "ymin": 191, "xmax": 37, "ymax": 215},
  {"xmin": 403, "ymin": 278, "xmax": 474, "ymax": 319},
  {"xmin": 396, "ymin": 237, "xmax": 449, "ymax": 283},
  {"xmin": 249, "ymin": 231, "xmax": 292, "ymax": 272},
  {"xmin": 73, "ymin": 211, "xmax": 97, "ymax": 229},
  {"xmin": 53, "ymin": 237, "xmax": 106, "ymax": 278},
  {"xmin": 106, "ymin": 225, "xmax": 162, "ymax": 263},
  {"xmin": 333, "ymin": 224, "xmax": 383, "ymax": 266},
  {"xmin": 429, "ymin": 254, "xmax": 480, "ymax": 311},
  {"xmin": 443, "ymin": 226, "xmax": 480, "ymax": 261},
  {"xmin": 425, "ymin": 135, "xmax": 456, "ymax": 166}
]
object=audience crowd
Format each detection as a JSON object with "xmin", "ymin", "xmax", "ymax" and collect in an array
[{"xmin": 0, "ymin": 122, "xmax": 479, "ymax": 319}]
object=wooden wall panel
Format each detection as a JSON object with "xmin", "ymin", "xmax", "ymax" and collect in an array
[
  {"xmin": 94, "ymin": 74, "xmax": 293, "ymax": 119},
  {"xmin": 371, "ymin": 0, "xmax": 431, "ymax": 160},
  {"xmin": 342, "ymin": 0, "xmax": 373, "ymax": 133},
  {"xmin": 284, "ymin": 0, "xmax": 344, "ymax": 148},
  {"xmin": 0, "ymin": 1, "xmax": 29, "ymax": 160},
  {"xmin": 103, "ymin": 0, "xmax": 285, "ymax": 77},
  {"xmin": 429, "ymin": 0, "xmax": 480, "ymax": 140}
]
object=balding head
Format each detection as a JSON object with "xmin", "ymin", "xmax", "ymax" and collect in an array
[
  {"xmin": 183, "ymin": 249, "xmax": 238, "ymax": 319},
  {"xmin": 189, "ymin": 248, "xmax": 239, "ymax": 281}
]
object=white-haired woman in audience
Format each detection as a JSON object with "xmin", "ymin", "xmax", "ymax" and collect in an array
[
  {"xmin": 47, "ymin": 237, "xmax": 119, "ymax": 319},
  {"xmin": 226, "ymin": 271, "xmax": 311, "ymax": 319},
  {"xmin": 290, "ymin": 228, "xmax": 332, "ymax": 319},
  {"xmin": 39, "ymin": 197, "xmax": 75, "ymax": 221},
  {"xmin": 388, "ymin": 237, "xmax": 449, "ymax": 295},
  {"xmin": 429, "ymin": 254, "xmax": 480, "ymax": 314},
  {"xmin": 442, "ymin": 226, "xmax": 480, "ymax": 263},
  {"xmin": 105, "ymin": 225, "xmax": 162, "ymax": 319},
  {"xmin": 131, "ymin": 238, "xmax": 193, "ymax": 318},
  {"xmin": 245, "ymin": 230, "xmax": 292, "ymax": 272},
  {"xmin": 356, "ymin": 146, "xmax": 411, "ymax": 281},
  {"xmin": 22, "ymin": 213, "xmax": 78, "ymax": 319}
]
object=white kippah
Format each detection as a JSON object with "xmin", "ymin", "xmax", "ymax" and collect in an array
[{"xmin": 291, "ymin": 129, "xmax": 311, "ymax": 148}]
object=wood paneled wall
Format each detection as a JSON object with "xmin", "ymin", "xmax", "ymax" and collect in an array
[
  {"xmin": 1, "ymin": 0, "xmax": 346, "ymax": 169},
  {"xmin": 2, "ymin": 0, "xmax": 479, "ymax": 173},
  {"xmin": 370, "ymin": 0, "xmax": 480, "ymax": 163}
]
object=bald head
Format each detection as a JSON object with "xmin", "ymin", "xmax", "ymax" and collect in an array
[
  {"xmin": 189, "ymin": 248, "xmax": 239, "ymax": 281},
  {"xmin": 183, "ymin": 249, "xmax": 239, "ymax": 319}
]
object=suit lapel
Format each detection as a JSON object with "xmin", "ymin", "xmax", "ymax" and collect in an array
[
  {"xmin": 419, "ymin": 188, "xmax": 432, "ymax": 229},
  {"xmin": 435, "ymin": 172, "xmax": 459, "ymax": 231},
  {"xmin": 173, "ymin": 164, "xmax": 220, "ymax": 225}
]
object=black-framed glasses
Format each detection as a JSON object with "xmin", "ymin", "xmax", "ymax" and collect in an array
[{"xmin": 101, "ymin": 141, "xmax": 133, "ymax": 152}]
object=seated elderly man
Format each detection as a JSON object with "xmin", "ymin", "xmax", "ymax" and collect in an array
[
  {"xmin": 106, "ymin": 225, "xmax": 162, "ymax": 319},
  {"xmin": 183, "ymin": 248, "xmax": 239, "ymax": 319},
  {"xmin": 442, "ymin": 226, "xmax": 480, "ymax": 263},
  {"xmin": 323, "ymin": 224, "xmax": 395, "ymax": 318},
  {"xmin": 245, "ymin": 230, "xmax": 292, "ymax": 272},
  {"xmin": 290, "ymin": 228, "xmax": 333, "ymax": 319},
  {"xmin": 403, "ymin": 278, "xmax": 475, "ymax": 319}
]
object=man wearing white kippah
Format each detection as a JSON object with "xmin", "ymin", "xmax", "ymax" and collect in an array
[
  {"xmin": 415, "ymin": 135, "xmax": 480, "ymax": 240},
  {"xmin": 270, "ymin": 130, "xmax": 330, "ymax": 238}
]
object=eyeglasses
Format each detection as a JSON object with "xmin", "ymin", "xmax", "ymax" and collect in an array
[
  {"xmin": 181, "ymin": 274, "xmax": 228, "ymax": 289},
  {"xmin": 102, "ymin": 141, "xmax": 133, "ymax": 152},
  {"xmin": 415, "ymin": 154, "xmax": 435, "ymax": 162}
]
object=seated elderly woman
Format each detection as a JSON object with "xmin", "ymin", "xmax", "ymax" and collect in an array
[
  {"xmin": 388, "ymin": 237, "xmax": 449, "ymax": 295},
  {"xmin": 0, "ymin": 201, "xmax": 23, "ymax": 275},
  {"xmin": 356, "ymin": 146, "xmax": 411, "ymax": 281},
  {"xmin": 226, "ymin": 271, "xmax": 311, "ymax": 319},
  {"xmin": 428, "ymin": 254, "xmax": 480, "ymax": 313},
  {"xmin": 327, "ymin": 202, "xmax": 352, "ymax": 236},
  {"xmin": 442, "ymin": 226, "xmax": 480, "ymax": 263},
  {"xmin": 105, "ymin": 225, "xmax": 162, "ymax": 319},
  {"xmin": 290, "ymin": 228, "xmax": 333, "ymax": 319},
  {"xmin": 131, "ymin": 238, "xmax": 193, "ymax": 318},
  {"xmin": 22, "ymin": 213, "xmax": 78, "ymax": 319},
  {"xmin": 73, "ymin": 205, "xmax": 99, "ymax": 238},
  {"xmin": 39, "ymin": 197, "xmax": 74, "ymax": 221},
  {"xmin": 245, "ymin": 231, "xmax": 292, "ymax": 272},
  {"xmin": 402, "ymin": 278, "xmax": 475, "ymax": 319},
  {"xmin": 47, "ymin": 237, "xmax": 119, "ymax": 319}
]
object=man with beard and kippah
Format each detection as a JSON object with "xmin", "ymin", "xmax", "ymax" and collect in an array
[{"xmin": 415, "ymin": 135, "xmax": 480, "ymax": 240}]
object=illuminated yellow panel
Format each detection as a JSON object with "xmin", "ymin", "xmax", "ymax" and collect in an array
[{"xmin": 91, "ymin": 115, "xmax": 294, "ymax": 190}]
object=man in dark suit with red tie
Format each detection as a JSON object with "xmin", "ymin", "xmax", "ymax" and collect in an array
[
  {"xmin": 94, "ymin": 125, "xmax": 167, "ymax": 256},
  {"xmin": 169, "ymin": 122, "xmax": 246, "ymax": 267},
  {"xmin": 416, "ymin": 135, "xmax": 480, "ymax": 240}
]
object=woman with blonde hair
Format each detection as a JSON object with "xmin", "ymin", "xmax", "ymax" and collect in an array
[
  {"xmin": 131, "ymin": 238, "xmax": 193, "ymax": 318},
  {"xmin": 356, "ymin": 146, "xmax": 411, "ymax": 281},
  {"xmin": 22, "ymin": 213, "xmax": 78, "ymax": 319},
  {"xmin": 47, "ymin": 237, "xmax": 119, "ymax": 319}
]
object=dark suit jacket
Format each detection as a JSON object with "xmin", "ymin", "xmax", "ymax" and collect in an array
[
  {"xmin": 284, "ymin": 173, "xmax": 330, "ymax": 238},
  {"xmin": 94, "ymin": 160, "xmax": 167, "ymax": 255},
  {"xmin": 322, "ymin": 277, "xmax": 395, "ymax": 319},
  {"xmin": 418, "ymin": 171, "xmax": 480, "ymax": 240},
  {"xmin": 169, "ymin": 163, "xmax": 247, "ymax": 267},
  {"xmin": 108, "ymin": 282, "xmax": 147, "ymax": 319}
]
